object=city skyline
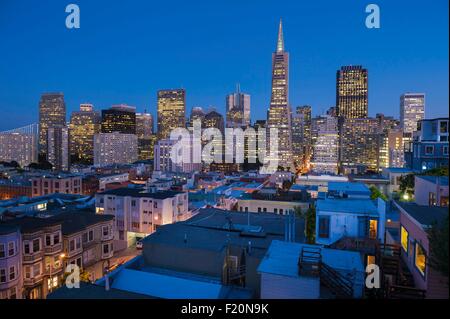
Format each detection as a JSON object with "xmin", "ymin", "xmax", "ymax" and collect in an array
[{"xmin": 0, "ymin": 0, "xmax": 448, "ymax": 131}]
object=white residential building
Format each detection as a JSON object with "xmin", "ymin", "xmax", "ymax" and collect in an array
[
  {"xmin": 315, "ymin": 197, "xmax": 386, "ymax": 247},
  {"xmin": 95, "ymin": 188, "xmax": 189, "ymax": 250},
  {"xmin": 93, "ymin": 133, "xmax": 138, "ymax": 167}
]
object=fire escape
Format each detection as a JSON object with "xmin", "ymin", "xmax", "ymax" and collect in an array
[{"xmin": 298, "ymin": 246, "xmax": 354, "ymax": 299}]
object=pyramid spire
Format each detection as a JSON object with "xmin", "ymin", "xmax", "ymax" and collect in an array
[{"xmin": 277, "ymin": 18, "xmax": 284, "ymax": 53}]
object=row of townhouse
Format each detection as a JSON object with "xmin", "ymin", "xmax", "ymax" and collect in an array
[
  {"xmin": 95, "ymin": 187, "xmax": 189, "ymax": 250},
  {"xmin": 0, "ymin": 210, "xmax": 114, "ymax": 299}
]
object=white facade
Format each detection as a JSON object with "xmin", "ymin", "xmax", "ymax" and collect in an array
[
  {"xmin": 236, "ymin": 198, "xmax": 309, "ymax": 215},
  {"xmin": 154, "ymin": 138, "xmax": 202, "ymax": 173},
  {"xmin": 98, "ymin": 173, "xmax": 129, "ymax": 191},
  {"xmin": 93, "ymin": 133, "xmax": 138, "ymax": 167},
  {"xmin": 95, "ymin": 189, "xmax": 189, "ymax": 250},
  {"xmin": 315, "ymin": 198, "xmax": 386, "ymax": 246}
]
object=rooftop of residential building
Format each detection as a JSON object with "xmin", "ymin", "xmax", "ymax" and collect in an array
[
  {"xmin": 316, "ymin": 198, "xmax": 378, "ymax": 215},
  {"xmin": 47, "ymin": 210, "xmax": 114, "ymax": 235},
  {"xmin": 257, "ymin": 240, "xmax": 364, "ymax": 278},
  {"xmin": 98, "ymin": 187, "xmax": 183, "ymax": 199},
  {"xmin": 383, "ymin": 167, "xmax": 415, "ymax": 174},
  {"xmin": 0, "ymin": 223, "xmax": 20, "ymax": 235},
  {"xmin": 104, "ymin": 265, "xmax": 252, "ymax": 299},
  {"xmin": 0, "ymin": 216, "xmax": 61, "ymax": 233},
  {"xmin": 415, "ymin": 175, "xmax": 449, "ymax": 186},
  {"xmin": 143, "ymin": 208, "xmax": 304, "ymax": 256},
  {"xmin": 327, "ymin": 182, "xmax": 370, "ymax": 195},
  {"xmin": 396, "ymin": 201, "xmax": 448, "ymax": 227},
  {"xmin": 47, "ymin": 281, "xmax": 153, "ymax": 299}
]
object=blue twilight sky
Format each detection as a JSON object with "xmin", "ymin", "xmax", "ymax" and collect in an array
[{"xmin": 0, "ymin": 0, "xmax": 448, "ymax": 131}]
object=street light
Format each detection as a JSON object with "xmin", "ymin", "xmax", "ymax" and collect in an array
[{"xmin": 47, "ymin": 253, "xmax": 66, "ymax": 294}]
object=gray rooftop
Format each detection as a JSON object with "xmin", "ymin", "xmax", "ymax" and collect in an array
[
  {"xmin": 143, "ymin": 208, "xmax": 305, "ymax": 256},
  {"xmin": 416, "ymin": 175, "xmax": 449, "ymax": 186},
  {"xmin": 99, "ymin": 187, "xmax": 183, "ymax": 199},
  {"xmin": 316, "ymin": 198, "xmax": 378, "ymax": 215},
  {"xmin": 47, "ymin": 281, "xmax": 153, "ymax": 299},
  {"xmin": 396, "ymin": 202, "xmax": 448, "ymax": 227}
]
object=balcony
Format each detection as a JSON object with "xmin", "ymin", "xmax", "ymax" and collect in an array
[
  {"xmin": 101, "ymin": 250, "xmax": 113, "ymax": 260},
  {"xmin": 23, "ymin": 275, "xmax": 44, "ymax": 287},
  {"xmin": 23, "ymin": 252, "xmax": 43, "ymax": 263},
  {"xmin": 44, "ymin": 243, "xmax": 63, "ymax": 255},
  {"xmin": 101, "ymin": 234, "xmax": 114, "ymax": 242}
]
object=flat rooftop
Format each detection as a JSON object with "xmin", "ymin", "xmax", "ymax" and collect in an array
[
  {"xmin": 257, "ymin": 240, "xmax": 364, "ymax": 278},
  {"xmin": 328, "ymin": 182, "xmax": 370, "ymax": 195},
  {"xmin": 99, "ymin": 187, "xmax": 183, "ymax": 199},
  {"xmin": 143, "ymin": 208, "xmax": 305, "ymax": 255},
  {"xmin": 316, "ymin": 198, "xmax": 378, "ymax": 215},
  {"xmin": 110, "ymin": 268, "xmax": 251, "ymax": 299},
  {"xmin": 396, "ymin": 202, "xmax": 448, "ymax": 227},
  {"xmin": 416, "ymin": 175, "xmax": 449, "ymax": 186}
]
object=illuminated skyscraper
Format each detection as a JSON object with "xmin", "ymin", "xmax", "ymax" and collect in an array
[
  {"xmin": 136, "ymin": 112, "xmax": 154, "ymax": 161},
  {"xmin": 93, "ymin": 132, "xmax": 138, "ymax": 166},
  {"xmin": 47, "ymin": 125, "xmax": 69, "ymax": 171},
  {"xmin": 136, "ymin": 112, "xmax": 153, "ymax": 138},
  {"xmin": 157, "ymin": 89, "xmax": 186, "ymax": 139},
  {"xmin": 203, "ymin": 109, "xmax": 225, "ymax": 134},
  {"xmin": 38, "ymin": 93, "xmax": 66, "ymax": 160},
  {"xmin": 292, "ymin": 105, "xmax": 312, "ymax": 170},
  {"xmin": 69, "ymin": 104, "xmax": 101, "ymax": 164},
  {"xmin": 267, "ymin": 19, "xmax": 293, "ymax": 170},
  {"xmin": 310, "ymin": 115, "xmax": 339, "ymax": 175},
  {"xmin": 226, "ymin": 85, "xmax": 250, "ymax": 128},
  {"xmin": 336, "ymin": 66, "xmax": 368, "ymax": 119},
  {"xmin": 339, "ymin": 118, "xmax": 385, "ymax": 172},
  {"xmin": 189, "ymin": 107, "xmax": 205, "ymax": 127},
  {"xmin": 400, "ymin": 93, "xmax": 425, "ymax": 134},
  {"xmin": 0, "ymin": 124, "xmax": 38, "ymax": 167},
  {"xmin": 101, "ymin": 104, "xmax": 136, "ymax": 134}
]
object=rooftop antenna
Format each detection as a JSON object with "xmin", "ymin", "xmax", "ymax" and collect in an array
[{"xmin": 236, "ymin": 83, "xmax": 241, "ymax": 94}]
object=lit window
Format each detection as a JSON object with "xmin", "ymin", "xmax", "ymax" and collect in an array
[
  {"xmin": 414, "ymin": 242, "xmax": 427, "ymax": 276},
  {"xmin": 400, "ymin": 226, "xmax": 409, "ymax": 254}
]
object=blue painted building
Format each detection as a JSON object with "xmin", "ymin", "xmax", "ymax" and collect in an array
[{"xmin": 405, "ymin": 118, "xmax": 449, "ymax": 171}]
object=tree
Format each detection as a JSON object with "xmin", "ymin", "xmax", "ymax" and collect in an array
[
  {"xmin": 28, "ymin": 160, "xmax": 53, "ymax": 170},
  {"xmin": 282, "ymin": 180, "xmax": 293, "ymax": 191},
  {"xmin": 428, "ymin": 215, "xmax": 449, "ymax": 284},
  {"xmin": 422, "ymin": 167, "xmax": 449, "ymax": 177},
  {"xmin": 295, "ymin": 206, "xmax": 316, "ymax": 244},
  {"xmin": 62, "ymin": 268, "xmax": 92, "ymax": 284},
  {"xmin": 369, "ymin": 186, "xmax": 387, "ymax": 201},
  {"xmin": 399, "ymin": 173, "xmax": 415, "ymax": 201}
]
